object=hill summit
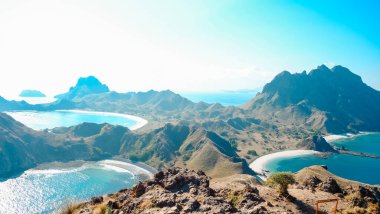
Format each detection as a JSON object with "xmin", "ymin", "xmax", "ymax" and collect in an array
[
  {"xmin": 55, "ymin": 76, "xmax": 110, "ymax": 100},
  {"xmin": 243, "ymin": 65, "xmax": 380, "ymax": 133}
]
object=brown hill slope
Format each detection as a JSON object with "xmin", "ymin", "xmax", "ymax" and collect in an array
[
  {"xmin": 243, "ymin": 65, "xmax": 380, "ymax": 133},
  {"xmin": 0, "ymin": 113, "xmax": 251, "ymax": 179}
]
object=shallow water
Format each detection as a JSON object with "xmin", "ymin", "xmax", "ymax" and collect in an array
[
  {"xmin": 5, "ymin": 110, "xmax": 138, "ymax": 130},
  {"xmin": 263, "ymin": 133, "xmax": 380, "ymax": 185},
  {"xmin": 0, "ymin": 160, "xmax": 153, "ymax": 214}
]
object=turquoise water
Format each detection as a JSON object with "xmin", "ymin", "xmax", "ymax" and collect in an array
[
  {"xmin": 264, "ymin": 133, "xmax": 380, "ymax": 185},
  {"xmin": 0, "ymin": 160, "xmax": 153, "ymax": 214},
  {"xmin": 330, "ymin": 133, "xmax": 380, "ymax": 155},
  {"xmin": 5, "ymin": 110, "xmax": 138, "ymax": 130},
  {"xmin": 179, "ymin": 90, "xmax": 259, "ymax": 106}
]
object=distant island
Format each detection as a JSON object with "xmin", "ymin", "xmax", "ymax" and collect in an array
[
  {"xmin": 54, "ymin": 76, "xmax": 109, "ymax": 100},
  {"xmin": 19, "ymin": 90, "xmax": 46, "ymax": 97}
]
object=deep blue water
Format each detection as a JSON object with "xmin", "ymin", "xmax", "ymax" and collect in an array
[
  {"xmin": 5, "ymin": 110, "xmax": 138, "ymax": 130},
  {"xmin": 0, "ymin": 160, "xmax": 153, "ymax": 214},
  {"xmin": 264, "ymin": 133, "xmax": 380, "ymax": 185},
  {"xmin": 330, "ymin": 133, "xmax": 380, "ymax": 156},
  {"xmin": 179, "ymin": 90, "xmax": 259, "ymax": 106}
]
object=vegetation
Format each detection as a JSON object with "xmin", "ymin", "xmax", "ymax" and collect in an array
[
  {"xmin": 266, "ymin": 172, "xmax": 295, "ymax": 195},
  {"xmin": 227, "ymin": 191, "xmax": 244, "ymax": 207},
  {"xmin": 59, "ymin": 203, "xmax": 80, "ymax": 214},
  {"xmin": 247, "ymin": 149, "xmax": 258, "ymax": 156},
  {"xmin": 343, "ymin": 193, "xmax": 380, "ymax": 214},
  {"xmin": 342, "ymin": 203, "xmax": 379, "ymax": 214},
  {"xmin": 93, "ymin": 203, "xmax": 109, "ymax": 214}
]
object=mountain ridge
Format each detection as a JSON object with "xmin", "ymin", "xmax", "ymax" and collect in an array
[
  {"xmin": 243, "ymin": 65, "xmax": 380, "ymax": 133},
  {"xmin": 0, "ymin": 113, "xmax": 251, "ymax": 179}
]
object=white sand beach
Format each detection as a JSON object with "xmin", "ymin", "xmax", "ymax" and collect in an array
[
  {"xmin": 323, "ymin": 134, "xmax": 349, "ymax": 142},
  {"xmin": 249, "ymin": 150, "xmax": 320, "ymax": 180},
  {"xmin": 323, "ymin": 132, "xmax": 371, "ymax": 143},
  {"xmin": 56, "ymin": 109, "xmax": 148, "ymax": 130}
]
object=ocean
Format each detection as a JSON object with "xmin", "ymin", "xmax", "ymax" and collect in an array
[
  {"xmin": 0, "ymin": 160, "xmax": 153, "ymax": 214},
  {"xmin": 5, "ymin": 110, "xmax": 139, "ymax": 130},
  {"xmin": 263, "ymin": 133, "xmax": 380, "ymax": 185},
  {"xmin": 178, "ymin": 90, "xmax": 259, "ymax": 106}
]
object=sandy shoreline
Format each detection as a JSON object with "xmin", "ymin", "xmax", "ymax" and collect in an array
[
  {"xmin": 56, "ymin": 109, "xmax": 148, "ymax": 130},
  {"xmin": 323, "ymin": 132, "xmax": 371, "ymax": 143},
  {"xmin": 249, "ymin": 150, "xmax": 320, "ymax": 180}
]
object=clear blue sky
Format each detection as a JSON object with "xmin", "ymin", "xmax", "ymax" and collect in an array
[{"xmin": 0, "ymin": 0, "xmax": 379, "ymax": 97}]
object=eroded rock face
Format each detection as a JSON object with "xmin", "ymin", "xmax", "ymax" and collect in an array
[
  {"xmin": 77, "ymin": 167, "xmax": 266, "ymax": 214},
  {"xmin": 303, "ymin": 176, "xmax": 322, "ymax": 189},
  {"xmin": 318, "ymin": 177, "xmax": 342, "ymax": 194}
]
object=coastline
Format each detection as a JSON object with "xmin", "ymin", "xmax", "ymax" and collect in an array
[
  {"xmin": 249, "ymin": 150, "xmax": 320, "ymax": 180},
  {"xmin": 323, "ymin": 132, "xmax": 372, "ymax": 143},
  {"xmin": 23, "ymin": 159, "xmax": 155, "ymax": 179},
  {"xmin": 56, "ymin": 109, "xmax": 148, "ymax": 130}
]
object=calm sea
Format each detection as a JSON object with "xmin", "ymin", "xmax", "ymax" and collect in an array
[
  {"xmin": 0, "ymin": 160, "xmax": 153, "ymax": 214},
  {"xmin": 5, "ymin": 110, "xmax": 138, "ymax": 130},
  {"xmin": 264, "ymin": 133, "xmax": 380, "ymax": 184},
  {"xmin": 179, "ymin": 90, "xmax": 259, "ymax": 106}
]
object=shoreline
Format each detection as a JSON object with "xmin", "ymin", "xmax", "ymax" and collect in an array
[
  {"xmin": 22, "ymin": 158, "xmax": 155, "ymax": 179},
  {"xmin": 249, "ymin": 150, "xmax": 320, "ymax": 180},
  {"xmin": 56, "ymin": 109, "xmax": 148, "ymax": 130},
  {"xmin": 323, "ymin": 131, "xmax": 373, "ymax": 143}
]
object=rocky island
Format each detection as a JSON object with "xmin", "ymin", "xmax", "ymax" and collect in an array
[{"xmin": 19, "ymin": 90, "xmax": 46, "ymax": 97}]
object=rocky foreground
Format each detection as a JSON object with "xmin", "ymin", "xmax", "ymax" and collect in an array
[{"xmin": 66, "ymin": 166, "xmax": 380, "ymax": 214}]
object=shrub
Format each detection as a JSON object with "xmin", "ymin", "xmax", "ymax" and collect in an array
[
  {"xmin": 227, "ymin": 191, "xmax": 244, "ymax": 207},
  {"xmin": 247, "ymin": 150, "xmax": 258, "ymax": 156},
  {"xmin": 59, "ymin": 203, "xmax": 80, "ymax": 214},
  {"xmin": 93, "ymin": 203, "xmax": 108, "ymax": 214},
  {"xmin": 266, "ymin": 172, "xmax": 295, "ymax": 195}
]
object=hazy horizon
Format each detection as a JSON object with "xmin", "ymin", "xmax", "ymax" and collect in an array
[{"xmin": 1, "ymin": 0, "xmax": 379, "ymax": 98}]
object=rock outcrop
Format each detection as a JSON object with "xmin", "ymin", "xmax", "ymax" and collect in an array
[
  {"xmin": 68, "ymin": 166, "xmax": 380, "ymax": 214},
  {"xmin": 73, "ymin": 167, "xmax": 265, "ymax": 214},
  {"xmin": 297, "ymin": 135, "xmax": 337, "ymax": 153},
  {"xmin": 296, "ymin": 166, "xmax": 380, "ymax": 212}
]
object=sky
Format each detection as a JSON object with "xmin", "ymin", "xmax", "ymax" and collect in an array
[{"xmin": 0, "ymin": 0, "xmax": 379, "ymax": 98}]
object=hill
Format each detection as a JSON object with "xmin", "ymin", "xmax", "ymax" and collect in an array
[
  {"xmin": 0, "ymin": 113, "xmax": 250, "ymax": 179},
  {"xmin": 243, "ymin": 65, "xmax": 380, "ymax": 133},
  {"xmin": 0, "ymin": 113, "xmax": 117, "ymax": 178},
  {"xmin": 67, "ymin": 166, "xmax": 380, "ymax": 214},
  {"xmin": 0, "ymin": 96, "xmax": 33, "ymax": 111},
  {"xmin": 119, "ymin": 123, "xmax": 253, "ymax": 177},
  {"xmin": 54, "ymin": 76, "xmax": 110, "ymax": 100},
  {"xmin": 19, "ymin": 90, "xmax": 46, "ymax": 97}
]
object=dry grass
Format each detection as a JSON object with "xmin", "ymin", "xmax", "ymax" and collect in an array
[
  {"xmin": 93, "ymin": 202, "xmax": 109, "ymax": 214},
  {"xmin": 341, "ymin": 192, "xmax": 380, "ymax": 214},
  {"xmin": 59, "ymin": 203, "xmax": 80, "ymax": 214},
  {"xmin": 227, "ymin": 191, "xmax": 244, "ymax": 207},
  {"xmin": 341, "ymin": 203, "xmax": 379, "ymax": 214},
  {"xmin": 138, "ymin": 199, "xmax": 154, "ymax": 209}
]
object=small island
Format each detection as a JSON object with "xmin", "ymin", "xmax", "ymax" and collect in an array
[{"xmin": 19, "ymin": 90, "xmax": 46, "ymax": 97}]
